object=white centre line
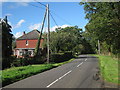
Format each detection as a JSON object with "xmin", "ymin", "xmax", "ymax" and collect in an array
[
  {"xmin": 59, "ymin": 70, "xmax": 72, "ymax": 80},
  {"xmin": 46, "ymin": 70, "xmax": 72, "ymax": 88},
  {"xmin": 77, "ymin": 62, "xmax": 83, "ymax": 67},
  {"xmin": 46, "ymin": 79, "xmax": 59, "ymax": 88},
  {"xmin": 85, "ymin": 59, "xmax": 87, "ymax": 61}
]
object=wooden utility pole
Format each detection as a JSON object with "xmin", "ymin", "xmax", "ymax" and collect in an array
[
  {"xmin": 98, "ymin": 40, "xmax": 100, "ymax": 54},
  {"xmin": 47, "ymin": 4, "xmax": 50, "ymax": 63}
]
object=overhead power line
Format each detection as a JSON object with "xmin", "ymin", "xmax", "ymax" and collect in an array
[
  {"xmin": 50, "ymin": 12, "xmax": 59, "ymax": 28},
  {"xmin": 26, "ymin": 1, "xmax": 72, "ymax": 29},
  {"xmin": 49, "ymin": 10, "xmax": 72, "ymax": 25},
  {"xmin": 24, "ymin": 2, "xmax": 59, "ymax": 29},
  {"xmin": 33, "ymin": 1, "xmax": 72, "ymax": 25},
  {"xmin": 24, "ymin": 2, "xmax": 45, "ymax": 10},
  {"xmin": 34, "ymin": 0, "xmax": 47, "ymax": 7}
]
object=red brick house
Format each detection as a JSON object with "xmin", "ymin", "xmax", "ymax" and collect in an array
[{"xmin": 14, "ymin": 29, "xmax": 44, "ymax": 58}]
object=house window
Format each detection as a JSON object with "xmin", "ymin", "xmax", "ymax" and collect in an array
[
  {"xmin": 26, "ymin": 40, "xmax": 28, "ymax": 46},
  {"xmin": 20, "ymin": 51, "xmax": 23, "ymax": 56},
  {"xmin": 28, "ymin": 51, "xmax": 32, "ymax": 56}
]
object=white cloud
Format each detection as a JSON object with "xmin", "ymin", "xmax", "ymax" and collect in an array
[
  {"xmin": 5, "ymin": 2, "xmax": 29, "ymax": 9},
  {"xmin": 16, "ymin": 2, "xmax": 28, "ymax": 6},
  {"xmin": 8, "ymin": 22, "xmax": 12, "ymax": 25},
  {"xmin": 60, "ymin": 24, "xmax": 70, "ymax": 28},
  {"xmin": 5, "ymin": 13, "xmax": 12, "ymax": 16},
  {"xmin": 50, "ymin": 26, "xmax": 59, "ymax": 32},
  {"xmin": 1, "ymin": 0, "xmax": 34, "ymax": 2},
  {"xmin": 17, "ymin": 20, "xmax": 25, "ymax": 26},
  {"xmin": 14, "ymin": 32, "xmax": 23, "ymax": 38},
  {"xmin": 50, "ymin": 24, "xmax": 70, "ymax": 32},
  {"xmin": 29, "ymin": 23, "xmax": 42, "ymax": 30},
  {"xmin": 13, "ymin": 19, "xmax": 25, "ymax": 29}
]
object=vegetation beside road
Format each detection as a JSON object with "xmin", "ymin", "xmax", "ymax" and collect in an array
[
  {"xmin": 93, "ymin": 54, "xmax": 119, "ymax": 84},
  {"xmin": 81, "ymin": 2, "xmax": 120, "ymax": 85},
  {"xmin": 1, "ymin": 64, "xmax": 54, "ymax": 86},
  {"xmin": 80, "ymin": 2, "xmax": 120, "ymax": 58},
  {"xmin": 1, "ymin": 2, "xmax": 119, "ymax": 87},
  {"xmin": 1, "ymin": 57, "xmax": 75, "ymax": 87}
]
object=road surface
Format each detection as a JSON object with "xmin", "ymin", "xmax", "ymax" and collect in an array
[{"xmin": 3, "ymin": 55, "xmax": 102, "ymax": 88}]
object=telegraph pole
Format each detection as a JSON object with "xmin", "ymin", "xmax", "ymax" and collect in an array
[
  {"xmin": 47, "ymin": 4, "xmax": 50, "ymax": 63},
  {"xmin": 98, "ymin": 40, "xmax": 100, "ymax": 54}
]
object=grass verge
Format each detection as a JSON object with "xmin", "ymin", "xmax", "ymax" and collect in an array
[
  {"xmin": 92, "ymin": 54, "xmax": 119, "ymax": 84},
  {"xmin": 53, "ymin": 58, "xmax": 75, "ymax": 67},
  {"xmin": 1, "ymin": 58, "xmax": 75, "ymax": 87}
]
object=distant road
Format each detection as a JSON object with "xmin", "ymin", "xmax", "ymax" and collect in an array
[{"xmin": 3, "ymin": 55, "xmax": 102, "ymax": 88}]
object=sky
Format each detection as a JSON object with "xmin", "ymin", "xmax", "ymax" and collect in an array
[{"xmin": 2, "ymin": 2, "xmax": 88, "ymax": 38}]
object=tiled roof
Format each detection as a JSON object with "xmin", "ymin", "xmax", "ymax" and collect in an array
[{"xmin": 17, "ymin": 29, "xmax": 42, "ymax": 40}]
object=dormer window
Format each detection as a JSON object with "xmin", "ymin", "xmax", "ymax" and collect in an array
[{"xmin": 26, "ymin": 40, "xmax": 28, "ymax": 46}]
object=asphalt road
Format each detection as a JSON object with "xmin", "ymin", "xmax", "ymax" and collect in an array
[{"xmin": 3, "ymin": 55, "xmax": 102, "ymax": 88}]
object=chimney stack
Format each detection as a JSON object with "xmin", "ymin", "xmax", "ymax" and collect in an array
[{"xmin": 23, "ymin": 31, "xmax": 25, "ymax": 35}]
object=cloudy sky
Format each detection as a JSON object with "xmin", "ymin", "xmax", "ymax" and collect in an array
[{"xmin": 2, "ymin": 1, "xmax": 88, "ymax": 38}]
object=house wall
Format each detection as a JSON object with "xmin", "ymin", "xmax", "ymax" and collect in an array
[
  {"xmin": 16, "ymin": 39, "xmax": 44, "ymax": 49},
  {"xmin": 15, "ymin": 39, "xmax": 44, "ymax": 58},
  {"xmin": 15, "ymin": 49, "xmax": 34, "ymax": 58}
]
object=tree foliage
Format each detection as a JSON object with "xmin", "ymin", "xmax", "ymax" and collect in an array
[
  {"xmin": 1, "ymin": 16, "xmax": 13, "ymax": 58},
  {"xmin": 43, "ymin": 26, "xmax": 94, "ymax": 54},
  {"xmin": 80, "ymin": 2, "xmax": 120, "ymax": 55}
]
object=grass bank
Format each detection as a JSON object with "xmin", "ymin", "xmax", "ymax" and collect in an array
[
  {"xmin": 1, "ymin": 58, "xmax": 75, "ymax": 87},
  {"xmin": 93, "ymin": 54, "xmax": 119, "ymax": 84}
]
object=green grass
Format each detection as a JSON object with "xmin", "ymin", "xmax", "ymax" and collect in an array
[
  {"xmin": 1, "ymin": 64, "xmax": 54, "ymax": 86},
  {"xmin": 53, "ymin": 58, "xmax": 75, "ymax": 66},
  {"xmin": 1, "ymin": 58, "xmax": 75, "ymax": 86},
  {"xmin": 92, "ymin": 54, "xmax": 119, "ymax": 84}
]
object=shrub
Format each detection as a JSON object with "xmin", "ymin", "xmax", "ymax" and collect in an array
[
  {"xmin": 11, "ymin": 59, "xmax": 21, "ymax": 67},
  {"xmin": 33, "ymin": 55, "xmax": 47, "ymax": 64},
  {"xmin": 50, "ymin": 52, "xmax": 73, "ymax": 63},
  {"xmin": 2, "ymin": 56, "xmax": 16, "ymax": 69},
  {"xmin": 2, "ymin": 58, "xmax": 11, "ymax": 69},
  {"xmin": 6, "ymin": 56, "xmax": 47, "ymax": 68},
  {"xmin": 2, "ymin": 51, "xmax": 73, "ymax": 69}
]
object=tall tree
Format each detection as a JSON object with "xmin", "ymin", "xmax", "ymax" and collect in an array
[
  {"xmin": 80, "ymin": 2, "xmax": 120, "ymax": 55},
  {"xmin": 2, "ymin": 16, "xmax": 13, "ymax": 58},
  {"xmin": 43, "ymin": 26, "xmax": 94, "ymax": 54}
]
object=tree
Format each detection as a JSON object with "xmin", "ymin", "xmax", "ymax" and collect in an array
[
  {"xmin": 43, "ymin": 26, "xmax": 94, "ymax": 54},
  {"xmin": 12, "ymin": 36, "xmax": 16, "ymax": 49},
  {"xmin": 80, "ymin": 2, "xmax": 120, "ymax": 55},
  {"xmin": 2, "ymin": 16, "xmax": 13, "ymax": 58}
]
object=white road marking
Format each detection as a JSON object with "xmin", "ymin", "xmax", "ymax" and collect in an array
[
  {"xmin": 85, "ymin": 59, "xmax": 87, "ymax": 61},
  {"xmin": 46, "ymin": 70, "xmax": 72, "ymax": 88},
  {"xmin": 46, "ymin": 79, "xmax": 59, "ymax": 88},
  {"xmin": 59, "ymin": 70, "xmax": 72, "ymax": 80},
  {"xmin": 77, "ymin": 62, "xmax": 83, "ymax": 67}
]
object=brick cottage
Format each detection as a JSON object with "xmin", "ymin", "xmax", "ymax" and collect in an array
[{"xmin": 14, "ymin": 29, "xmax": 44, "ymax": 58}]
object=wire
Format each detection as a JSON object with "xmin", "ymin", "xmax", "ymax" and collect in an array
[
  {"xmin": 49, "ymin": 10, "xmax": 72, "ymax": 25},
  {"xmin": 25, "ymin": 1, "xmax": 72, "ymax": 30},
  {"xmin": 34, "ymin": 0, "xmax": 46, "ymax": 7},
  {"xmin": 50, "ymin": 12, "xmax": 59, "ymax": 28},
  {"xmin": 19, "ymin": 2, "xmax": 46, "ymax": 37},
  {"xmin": 24, "ymin": 2, "xmax": 45, "ymax": 10},
  {"xmin": 33, "ymin": 0, "xmax": 72, "ymax": 25}
]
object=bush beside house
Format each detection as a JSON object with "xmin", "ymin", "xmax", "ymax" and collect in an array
[{"xmin": 2, "ymin": 52, "xmax": 74, "ymax": 69}]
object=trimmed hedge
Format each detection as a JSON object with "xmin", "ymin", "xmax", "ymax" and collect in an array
[
  {"xmin": 2, "ymin": 52, "xmax": 73, "ymax": 69},
  {"xmin": 2, "ymin": 55, "xmax": 47, "ymax": 69},
  {"xmin": 50, "ymin": 52, "xmax": 73, "ymax": 63}
]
